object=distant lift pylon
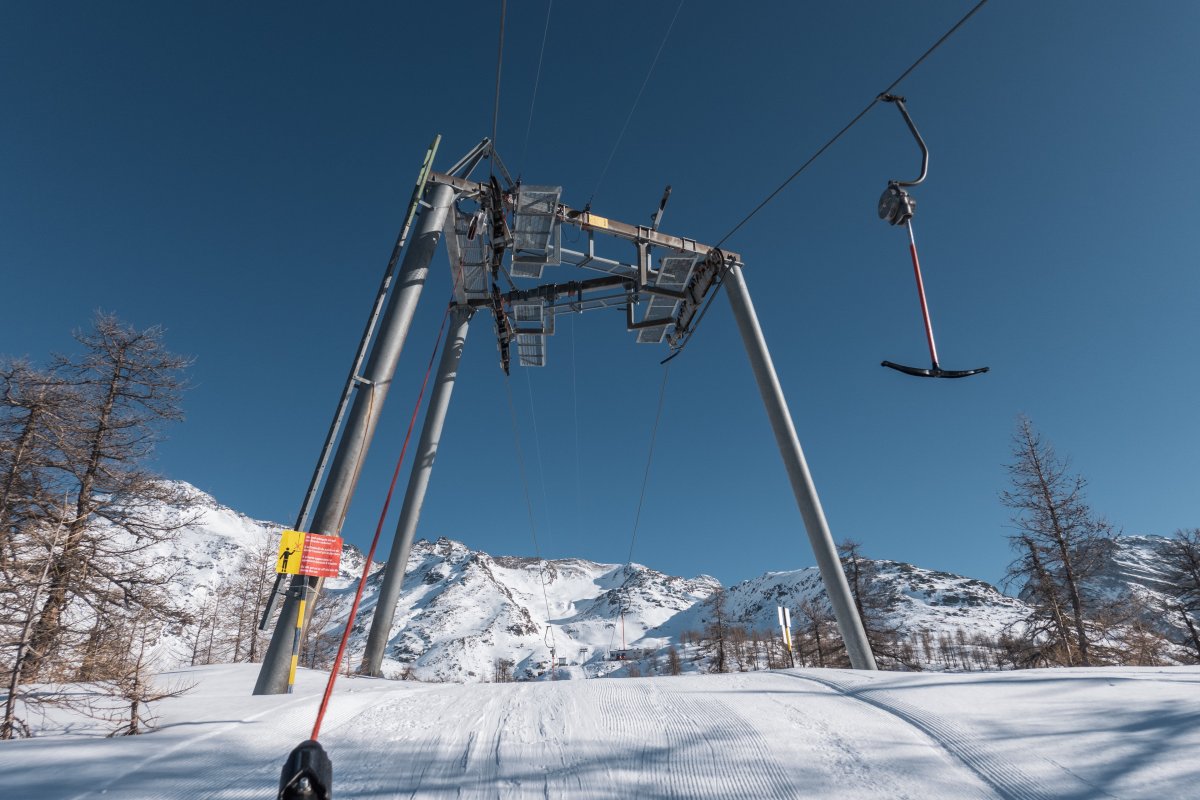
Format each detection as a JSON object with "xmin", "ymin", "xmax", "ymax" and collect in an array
[{"xmin": 877, "ymin": 95, "xmax": 988, "ymax": 380}]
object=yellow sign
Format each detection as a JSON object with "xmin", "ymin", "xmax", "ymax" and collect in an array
[
  {"xmin": 276, "ymin": 529, "xmax": 306, "ymax": 574},
  {"xmin": 584, "ymin": 212, "xmax": 609, "ymax": 230}
]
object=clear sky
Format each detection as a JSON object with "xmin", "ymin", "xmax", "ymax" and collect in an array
[{"xmin": 3, "ymin": 2, "xmax": 1198, "ymax": 591}]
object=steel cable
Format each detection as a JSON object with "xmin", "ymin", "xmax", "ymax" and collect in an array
[
  {"xmin": 519, "ymin": 0, "xmax": 555, "ymax": 177},
  {"xmin": 714, "ymin": 0, "xmax": 990, "ymax": 249},
  {"xmin": 589, "ymin": 0, "xmax": 686, "ymax": 204},
  {"xmin": 503, "ymin": 372, "xmax": 558, "ymax": 661},
  {"xmin": 606, "ymin": 362, "xmax": 671, "ymax": 658},
  {"xmin": 490, "ymin": 0, "xmax": 508, "ymax": 178},
  {"xmin": 665, "ymin": 0, "xmax": 990, "ymax": 363}
]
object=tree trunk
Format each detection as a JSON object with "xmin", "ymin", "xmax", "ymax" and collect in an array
[
  {"xmin": 1032, "ymin": 447, "xmax": 1090, "ymax": 666},
  {"xmin": 25, "ymin": 354, "xmax": 123, "ymax": 679},
  {"xmin": 0, "ymin": 403, "xmax": 39, "ymax": 567},
  {"xmin": 813, "ymin": 620, "xmax": 825, "ymax": 667},
  {"xmin": 2, "ymin": 524, "xmax": 60, "ymax": 739},
  {"xmin": 1178, "ymin": 605, "xmax": 1200, "ymax": 662},
  {"xmin": 1022, "ymin": 535, "xmax": 1073, "ymax": 664}
]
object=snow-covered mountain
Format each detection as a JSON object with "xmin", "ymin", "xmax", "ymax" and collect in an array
[
  {"xmin": 132, "ymin": 481, "xmax": 373, "ymax": 666},
  {"xmin": 722, "ymin": 560, "xmax": 1030, "ymax": 641},
  {"xmin": 1084, "ymin": 534, "xmax": 1198, "ymax": 649},
  {"xmin": 140, "ymin": 481, "xmax": 373, "ymax": 600},
  {"xmin": 336, "ymin": 538, "xmax": 719, "ymax": 682},
  {"xmin": 125, "ymin": 482, "xmax": 1192, "ymax": 680}
]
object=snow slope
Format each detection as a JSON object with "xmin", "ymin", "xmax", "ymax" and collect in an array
[
  {"xmin": 720, "ymin": 560, "xmax": 1029, "ymax": 640},
  {"xmin": 3, "ymin": 663, "xmax": 1198, "ymax": 799},
  {"xmin": 1086, "ymin": 534, "xmax": 1197, "ymax": 647},
  {"xmin": 331, "ymin": 538, "xmax": 719, "ymax": 682},
  {"xmin": 145, "ymin": 481, "xmax": 373, "ymax": 594}
]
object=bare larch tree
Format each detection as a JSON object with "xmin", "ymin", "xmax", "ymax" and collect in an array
[
  {"xmin": 1001, "ymin": 416, "xmax": 1112, "ymax": 667},
  {"xmin": 1162, "ymin": 528, "xmax": 1200, "ymax": 661},
  {"xmin": 22, "ymin": 313, "xmax": 194, "ymax": 680}
]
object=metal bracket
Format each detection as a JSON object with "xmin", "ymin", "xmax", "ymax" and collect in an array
[
  {"xmin": 650, "ymin": 185, "xmax": 672, "ymax": 232},
  {"xmin": 258, "ymin": 572, "xmax": 288, "ymax": 631},
  {"xmin": 636, "ymin": 241, "xmax": 650, "ymax": 288},
  {"xmin": 447, "ymin": 137, "xmax": 493, "ymax": 180},
  {"xmin": 489, "ymin": 148, "xmax": 518, "ymax": 191}
]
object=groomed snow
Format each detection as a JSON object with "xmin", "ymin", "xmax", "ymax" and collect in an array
[{"xmin": 3, "ymin": 664, "xmax": 1197, "ymax": 799}]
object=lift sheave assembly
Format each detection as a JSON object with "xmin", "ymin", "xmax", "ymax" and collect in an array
[
  {"xmin": 436, "ymin": 146, "xmax": 725, "ymax": 375},
  {"xmin": 877, "ymin": 95, "xmax": 988, "ymax": 380}
]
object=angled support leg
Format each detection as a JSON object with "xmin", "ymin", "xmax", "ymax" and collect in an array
[
  {"xmin": 360, "ymin": 305, "xmax": 473, "ymax": 676},
  {"xmin": 254, "ymin": 182, "xmax": 457, "ymax": 695},
  {"xmin": 723, "ymin": 263, "xmax": 877, "ymax": 671}
]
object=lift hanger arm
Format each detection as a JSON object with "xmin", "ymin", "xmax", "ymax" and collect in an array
[{"xmin": 880, "ymin": 95, "xmax": 928, "ymax": 188}]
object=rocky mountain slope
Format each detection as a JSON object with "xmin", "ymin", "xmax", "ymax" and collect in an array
[{"xmin": 128, "ymin": 483, "xmax": 1193, "ymax": 680}]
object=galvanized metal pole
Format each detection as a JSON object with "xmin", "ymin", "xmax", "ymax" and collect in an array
[
  {"xmin": 253, "ymin": 181, "xmax": 457, "ymax": 695},
  {"xmin": 257, "ymin": 137, "xmax": 442, "ymax": 634},
  {"xmin": 723, "ymin": 263, "xmax": 877, "ymax": 671},
  {"xmin": 360, "ymin": 304, "xmax": 472, "ymax": 676}
]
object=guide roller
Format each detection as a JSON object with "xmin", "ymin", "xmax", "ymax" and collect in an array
[{"xmin": 878, "ymin": 95, "xmax": 987, "ymax": 380}]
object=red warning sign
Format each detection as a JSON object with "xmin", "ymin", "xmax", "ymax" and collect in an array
[{"xmin": 297, "ymin": 533, "xmax": 343, "ymax": 578}]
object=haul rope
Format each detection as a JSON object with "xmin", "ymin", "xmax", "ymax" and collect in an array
[{"xmin": 607, "ymin": 363, "xmax": 670, "ymax": 659}]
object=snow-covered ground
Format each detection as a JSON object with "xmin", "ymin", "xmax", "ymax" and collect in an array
[{"xmin": 3, "ymin": 663, "xmax": 1197, "ymax": 799}]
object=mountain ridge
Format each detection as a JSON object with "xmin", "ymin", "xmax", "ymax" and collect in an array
[{"xmin": 139, "ymin": 482, "xmax": 1193, "ymax": 679}]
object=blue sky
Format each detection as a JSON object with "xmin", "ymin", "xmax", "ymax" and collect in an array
[{"xmin": 3, "ymin": 2, "xmax": 1197, "ymax": 590}]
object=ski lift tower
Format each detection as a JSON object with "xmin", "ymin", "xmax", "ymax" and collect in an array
[{"xmin": 254, "ymin": 140, "xmax": 875, "ymax": 694}]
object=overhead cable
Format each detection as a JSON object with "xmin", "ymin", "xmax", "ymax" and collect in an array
[
  {"xmin": 490, "ymin": 0, "xmax": 508, "ymax": 177},
  {"xmin": 664, "ymin": 0, "xmax": 990, "ymax": 364},
  {"xmin": 524, "ymin": 369, "xmax": 556, "ymax": 555},
  {"xmin": 625, "ymin": 364, "xmax": 670, "ymax": 566},
  {"xmin": 570, "ymin": 315, "xmax": 583, "ymax": 525},
  {"xmin": 503, "ymin": 372, "xmax": 558, "ymax": 657},
  {"xmin": 589, "ymin": 0, "xmax": 686, "ymax": 204},
  {"xmin": 519, "ymin": 0, "xmax": 555, "ymax": 177},
  {"xmin": 714, "ymin": 0, "xmax": 990, "ymax": 249},
  {"xmin": 607, "ymin": 362, "xmax": 670, "ymax": 657}
]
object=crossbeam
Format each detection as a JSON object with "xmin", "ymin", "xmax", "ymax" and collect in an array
[{"xmin": 427, "ymin": 172, "xmax": 742, "ymax": 265}]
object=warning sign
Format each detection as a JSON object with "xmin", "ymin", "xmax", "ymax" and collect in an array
[
  {"xmin": 298, "ymin": 533, "xmax": 343, "ymax": 578},
  {"xmin": 276, "ymin": 530, "xmax": 305, "ymax": 574},
  {"xmin": 275, "ymin": 530, "xmax": 343, "ymax": 578}
]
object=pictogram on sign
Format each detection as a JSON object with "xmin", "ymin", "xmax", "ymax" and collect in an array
[{"xmin": 275, "ymin": 530, "xmax": 343, "ymax": 578}]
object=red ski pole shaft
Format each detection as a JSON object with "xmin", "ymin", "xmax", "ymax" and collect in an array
[{"xmin": 905, "ymin": 220, "xmax": 940, "ymax": 367}]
